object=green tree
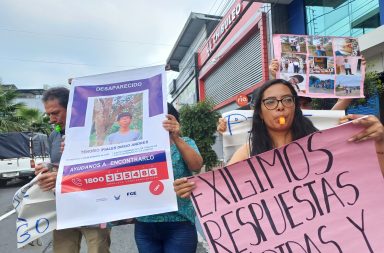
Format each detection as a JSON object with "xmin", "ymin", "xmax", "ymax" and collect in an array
[
  {"xmin": 0, "ymin": 87, "xmax": 26, "ymax": 132},
  {"xmin": 179, "ymin": 100, "xmax": 221, "ymax": 171},
  {"xmin": 0, "ymin": 86, "xmax": 51, "ymax": 133},
  {"xmin": 18, "ymin": 108, "xmax": 52, "ymax": 135}
]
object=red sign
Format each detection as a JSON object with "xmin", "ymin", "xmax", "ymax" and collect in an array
[
  {"xmin": 236, "ymin": 94, "xmax": 249, "ymax": 107},
  {"xmin": 61, "ymin": 161, "xmax": 169, "ymax": 193},
  {"xmin": 206, "ymin": 2, "xmax": 242, "ymax": 56}
]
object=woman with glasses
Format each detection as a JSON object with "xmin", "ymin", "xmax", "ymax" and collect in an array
[
  {"xmin": 223, "ymin": 79, "xmax": 317, "ymax": 164},
  {"xmin": 174, "ymin": 79, "xmax": 384, "ymax": 198}
]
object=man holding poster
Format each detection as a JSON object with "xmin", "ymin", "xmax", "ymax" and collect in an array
[
  {"xmin": 174, "ymin": 79, "xmax": 384, "ymax": 252},
  {"xmin": 35, "ymin": 87, "xmax": 111, "ymax": 253}
]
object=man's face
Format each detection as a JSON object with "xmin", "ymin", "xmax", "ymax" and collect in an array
[
  {"xmin": 118, "ymin": 116, "xmax": 131, "ymax": 127},
  {"xmin": 44, "ymin": 99, "xmax": 67, "ymax": 129}
]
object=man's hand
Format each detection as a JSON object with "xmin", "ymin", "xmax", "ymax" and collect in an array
[
  {"xmin": 34, "ymin": 163, "xmax": 48, "ymax": 176},
  {"xmin": 37, "ymin": 171, "xmax": 58, "ymax": 191}
]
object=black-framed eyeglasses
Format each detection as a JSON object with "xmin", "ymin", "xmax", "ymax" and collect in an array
[{"xmin": 262, "ymin": 96, "xmax": 295, "ymax": 110}]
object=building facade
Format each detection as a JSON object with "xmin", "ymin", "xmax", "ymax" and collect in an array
[
  {"xmin": 167, "ymin": 0, "xmax": 384, "ymax": 160},
  {"xmin": 166, "ymin": 13, "xmax": 221, "ymax": 109}
]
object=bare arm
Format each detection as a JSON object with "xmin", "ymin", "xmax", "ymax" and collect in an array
[
  {"xmin": 331, "ymin": 98, "xmax": 352, "ymax": 110},
  {"xmin": 173, "ymin": 137, "xmax": 203, "ymax": 172},
  {"xmin": 163, "ymin": 114, "xmax": 203, "ymax": 172},
  {"xmin": 227, "ymin": 143, "xmax": 250, "ymax": 166}
]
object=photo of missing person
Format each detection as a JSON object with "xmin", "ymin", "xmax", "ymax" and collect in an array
[
  {"xmin": 333, "ymin": 38, "xmax": 360, "ymax": 56},
  {"xmin": 335, "ymin": 75, "xmax": 362, "ymax": 96},
  {"xmin": 280, "ymin": 53, "xmax": 307, "ymax": 74},
  {"xmin": 308, "ymin": 74, "xmax": 335, "ymax": 94},
  {"xmin": 89, "ymin": 93, "xmax": 143, "ymax": 147},
  {"xmin": 309, "ymin": 57, "xmax": 335, "ymax": 75},
  {"xmin": 335, "ymin": 56, "xmax": 362, "ymax": 75},
  {"xmin": 280, "ymin": 36, "xmax": 307, "ymax": 53},
  {"xmin": 308, "ymin": 36, "xmax": 333, "ymax": 57},
  {"xmin": 280, "ymin": 72, "xmax": 307, "ymax": 94}
]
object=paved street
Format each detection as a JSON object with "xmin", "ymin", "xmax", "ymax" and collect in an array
[{"xmin": 0, "ymin": 179, "xmax": 208, "ymax": 253}]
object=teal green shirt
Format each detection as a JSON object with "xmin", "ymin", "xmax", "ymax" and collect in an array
[{"xmin": 137, "ymin": 137, "xmax": 200, "ymax": 223}]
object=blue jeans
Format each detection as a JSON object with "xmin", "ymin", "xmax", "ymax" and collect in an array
[{"xmin": 134, "ymin": 221, "xmax": 197, "ymax": 253}]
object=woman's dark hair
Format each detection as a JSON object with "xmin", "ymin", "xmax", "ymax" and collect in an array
[
  {"xmin": 249, "ymin": 79, "xmax": 318, "ymax": 156},
  {"xmin": 42, "ymin": 87, "xmax": 70, "ymax": 109},
  {"xmin": 167, "ymin": 103, "xmax": 179, "ymax": 123}
]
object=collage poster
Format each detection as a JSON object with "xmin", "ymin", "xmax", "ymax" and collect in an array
[
  {"xmin": 55, "ymin": 65, "xmax": 177, "ymax": 229},
  {"xmin": 273, "ymin": 34, "xmax": 365, "ymax": 98}
]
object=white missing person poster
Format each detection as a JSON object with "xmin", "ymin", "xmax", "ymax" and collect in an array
[{"xmin": 56, "ymin": 65, "xmax": 177, "ymax": 229}]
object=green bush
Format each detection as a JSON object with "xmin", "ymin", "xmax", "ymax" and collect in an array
[{"xmin": 179, "ymin": 100, "xmax": 221, "ymax": 171}]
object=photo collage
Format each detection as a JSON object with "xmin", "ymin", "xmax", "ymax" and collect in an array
[{"xmin": 275, "ymin": 35, "xmax": 364, "ymax": 98}]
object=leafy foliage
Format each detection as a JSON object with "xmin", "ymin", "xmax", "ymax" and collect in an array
[
  {"xmin": 0, "ymin": 87, "xmax": 51, "ymax": 134},
  {"xmin": 0, "ymin": 87, "xmax": 26, "ymax": 132},
  {"xmin": 179, "ymin": 100, "xmax": 221, "ymax": 171}
]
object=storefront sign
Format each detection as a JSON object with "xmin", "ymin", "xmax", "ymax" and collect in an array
[
  {"xmin": 235, "ymin": 94, "xmax": 248, "ymax": 107},
  {"xmin": 206, "ymin": 2, "xmax": 242, "ymax": 56}
]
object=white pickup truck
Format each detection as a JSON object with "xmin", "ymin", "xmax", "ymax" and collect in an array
[{"xmin": 0, "ymin": 132, "xmax": 50, "ymax": 187}]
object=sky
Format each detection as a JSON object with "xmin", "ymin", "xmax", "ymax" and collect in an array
[{"xmin": 0, "ymin": 0, "xmax": 230, "ymax": 89}]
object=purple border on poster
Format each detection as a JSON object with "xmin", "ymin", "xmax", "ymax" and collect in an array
[{"xmin": 69, "ymin": 74, "xmax": 163, "ymax": 128}]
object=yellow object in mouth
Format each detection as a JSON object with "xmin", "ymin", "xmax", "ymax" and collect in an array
[{"xmin": 279, "ymin": 116, "xmax": 286, "ymax": 125}]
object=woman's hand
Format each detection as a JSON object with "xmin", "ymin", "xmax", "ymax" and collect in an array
[
  {"xmin": 269, "ymin": 59, "xmax": 279, "ymax": 79},
  {"xmin": 217, "ymin": 117, "xmax": 227, "ymax": 134},
  {"xmin": 173, "ymin": 178, "xmax": 195, "ymax": 198},
  {"xmin": 340, "ymin": 114, "xmax": 384, "ymax": 143},
  {"xmin": 163, "ymin": 114, "xmax": 181, "ymax": 141}
]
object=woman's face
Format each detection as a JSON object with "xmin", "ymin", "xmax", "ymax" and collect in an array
[{"xmin": 260, "ymin": 84, "xmax": 295, "ymax": 132}]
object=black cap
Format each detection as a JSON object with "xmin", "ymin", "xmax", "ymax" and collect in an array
[{"xmin": 290, "ymin": 75, "xmax": 304, "ymax": 83}]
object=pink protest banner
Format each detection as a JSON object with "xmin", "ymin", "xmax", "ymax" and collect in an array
[
  {"xmin": 272, "ymin": 34, "xmax": 365, "ymax": 99},
  {"xmin": 189, "ymin": 122, "xmax": 384, "ymax": 252}
]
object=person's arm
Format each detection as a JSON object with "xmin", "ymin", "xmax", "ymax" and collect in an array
[
  {"xmin": 227, "ymin": 143, "xmax": 250, "ymax": 166},
  {"xmin": 269, "ymin": 59, "xmax": 279, "ymax": 79},
  {"xmin": 331, "ymin": 98, "xmax": 353, "ymax": 110},
  {"xmin": 341, "ymin": 114, "xmax": 384, "ymax": 176},
  {"xmin": 173, "ymin": 137, "xmax": 203, "ymax": 172},
  {"xmin": 217, "ymin": 117, "xmax": 227, "ymax": 134},
  {"xmin": 163, "ymin": 114, "xmax": 203, "ymax": 172}
]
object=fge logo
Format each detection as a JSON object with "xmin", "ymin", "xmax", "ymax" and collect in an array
[{"xmin": 127, "ymin": 191, "xmax": 136, "ymax": 197}]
